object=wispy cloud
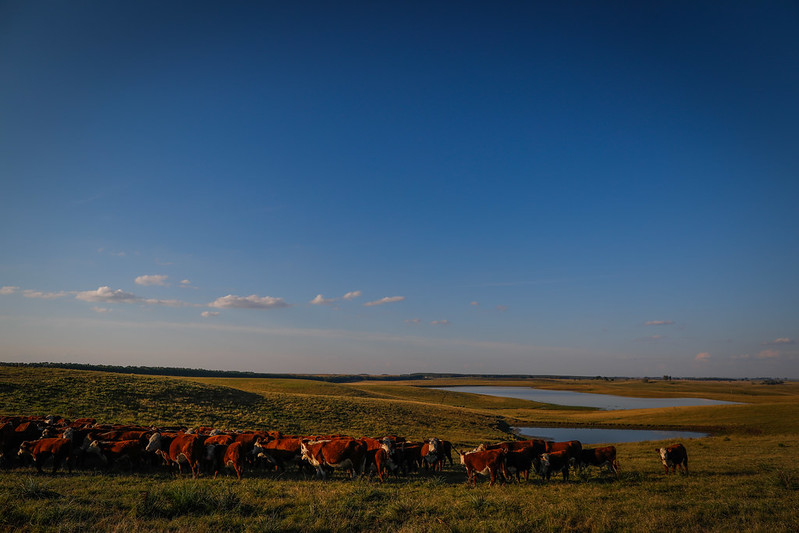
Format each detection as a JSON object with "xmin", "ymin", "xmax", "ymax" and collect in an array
[
  {"xmin": 92, "ymin": 307, "xmax": 112, "ymax": 313},
  {"xmin": 209, "ymin": 294, "xmax": 289, "ymax": 309},
  {"xmin": 310, "ymin": 294, "xmax": 335, "ymax": 305},
  {"xmin": 201, "ymin": 311, "xmax": 220, "ymax": 318},
  {"xmin": 135, "ymin": 275, "xmax": 169, "ymax": 286},
  {"xmin": 23, "ymin": 290, "xmax": 71, "ymax": 299},
  {"xmin": 342, "ymin": 291, "xmax": 361, "ymax": 301},
  {"xmin": 757, "ymin": 349, "xmax": 780, "ymax": 359},
  {"xmin": 76, "ymin": 286, "xmax": 139, "ymax": 303},
  {"xmin": 762, "ymin": 338, "xmax": 795, "ymax": 346},
  {"xmin": 695, "ymin": 352, "xmax": 711, "ymax": 361},
  {"xmin": 405, "ymin": 318, "xmax": 422, "ymax": 325},
  {"xmin": 470, "ymin": 301, "xmax": 479, "ymax": 307},
  {"xmin": 364, "ymin": 296, "xmax": 405, "ymax": 307},
  {"xmin": 0, "ymin": 286, "xmax": 19, "ymax": 295},
  {"xmin": 431, "ymin": 320, "xmax": 451, "ymax": 326},
  {"xmin": 645, "ymin": 320, "xmax": 674, "ymax": 326}
]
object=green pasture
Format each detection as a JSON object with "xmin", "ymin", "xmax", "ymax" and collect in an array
[{"xmin": 0, "ymin": 366, "xmax": 798, "ymax": 531}]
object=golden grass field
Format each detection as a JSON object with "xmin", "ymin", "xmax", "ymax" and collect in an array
[{"xmin": 0, "ymin": 366, "xmax": 797, "ymax": 532}]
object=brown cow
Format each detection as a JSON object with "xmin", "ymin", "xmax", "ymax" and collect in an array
[
  {"xmin": 421, "ymin": 437, "xmax": 444, "ymax": 471},
  {"xmin": 505, "ymin": 450, "xmax": 533, "ymax": 482},
  {"xmin": 300, "ymin": 439, "xmax": 366, "ymax": 479},
  {"xmin": 253, "ymin": 437, "xmax": 306, "ymax": 473},
  {"xmin": 457, "ymin": 449, "xmax": 507, "ymax": 486},
  {"xmin": 539, "ymin": 450, "xmax": 570, "ymax": 481},
  {"xmin": 578, "ymin": 446, "xmax": 619, "ymax": 476},
  {"xmin": 86, "ymin": 439, "xmax": 146, "ymax": 472},
  {"xmin": 656, "ymin": 443, "xmax": 688, "ymax": 474},
  {"xmin": 18, "ymin": 438, "xmax": 73, "ymax": 474},
  {"xmin": 214, "ymin": 441, "xmax": 245, "ymax": 480},
  {"xmin": 151, "ymin": 433, "xmax": 205, "ymax": 478}
]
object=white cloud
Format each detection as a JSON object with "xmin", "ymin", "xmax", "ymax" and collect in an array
[
  {"xmin": 762, "ymin": 338, "xmax": 795, "ymax": 346},
  {"xmin": 405, "ymin": 318, "xmax": 422, "ymax": 325},
  {"xmin": 757, "ymin": 349, "xmax": 780, "ymax": 359},
  {"xmin": 75, "ymin": 286, "xmax": 139, "ymax": 303},
  {"xmin": 431, "ymin": 320, "xmax": 451, "ymax": 326},
  {"xmin": 92, "ymin": 307, "xmax": 112, "ymax": 313},
  {"xmin": 135, "ymin": 275, "xmax": 168, "ymax": 286},
  {"xmin": 0, "ymin": 286, "xmax": 19, "ymax": 295},
  {"xmin": 310, "ymin": 294, "xmax": 335, "ymax": 305},
  {"xmin": 645, "ymin": 320, "xmax": 675, "ymax": 326},
  {"xmin": 342, "ymin": 291, "xmax": 362, "ymax": 300},
  {"xmin": 209, "ymin": 294, "xmax": 290, "ymax": 309},
  {"xmin": 364, "ymin": 296, "xmax": 405, "ymax": 307},
  {"xmin": 201, "ymin": 311, "xmax": 220, "ymax": 318},
  {"xmin": 23, "ymin": 290, "xmax": 70, "ymax": 299},
  {"xmin": 695, "ymin": 352, "xmax": 711, "ymax": 361}
]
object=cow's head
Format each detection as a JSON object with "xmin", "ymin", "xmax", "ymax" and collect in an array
[
  {"xmin": 428, "ymin": 437, "xmax": 440, "ymax": 454},
  {"xmin": 17, "ymin": 441, "xmax": 33, "ymax": 457},
  {"xmin": 146, "ymin": 432, "xmax": 162, "ymax": 453},
  {"xmin": 656, "ymin": 447, "xmax": 667, "ymax": 463},
  {"xmin": 457, "ymin": 450, "xmax": 468, "ymax": 465},
  {"xmin": 539, "ymin": 453, "xmax": 551, "ymax": 475},
  {"xmin": 62, "ymin": 427, "xmax": 75, "ymax": 441},
  {"xmin": 86, "ymin": 440, "xmax": 109, "ymax": 463}
]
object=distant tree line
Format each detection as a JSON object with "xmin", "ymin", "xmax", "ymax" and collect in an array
[{"xmin": 0, "ymin": 362, "xmax": 773, "ymax": 382}]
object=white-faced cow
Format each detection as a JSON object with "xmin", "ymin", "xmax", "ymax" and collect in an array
[
  {"xmin": 656, "ymin": 443, "xmax": 688, "ymax": 474},
  {"xmin": 457, "ymin": 448, "xmax": 507, "ymax": 486}
]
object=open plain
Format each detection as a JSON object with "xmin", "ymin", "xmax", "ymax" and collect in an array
[{"xmin": 1, "ymin": 366, "xmax": 798, "ymax": 532}]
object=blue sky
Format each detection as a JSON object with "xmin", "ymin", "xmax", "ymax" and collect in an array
[{"xmin": 1, "ymin": 2, "xmax": 797, "ymax": 377}]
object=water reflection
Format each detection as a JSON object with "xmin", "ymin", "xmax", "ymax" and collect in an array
[{"xmin": 514, "ymin": 426, "xmax": 708, "ymax": 444}]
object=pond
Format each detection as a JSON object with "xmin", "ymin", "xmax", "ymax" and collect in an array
[
  {"xmin": 430, "ymin": 386, "xmax": 738, "ymax": 410},
  {"xmin": 514, "ymin": 426, "xmax": 709, "ymax": 444}
]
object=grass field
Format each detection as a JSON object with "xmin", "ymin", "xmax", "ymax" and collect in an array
[{"xmin": 1, "ymin": 366, "xmax": 797, "ymax": 531}]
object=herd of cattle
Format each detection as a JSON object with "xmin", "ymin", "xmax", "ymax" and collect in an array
[{"xmin": 0, "ymin": 415, "xmax": 688, "ymax": 485}]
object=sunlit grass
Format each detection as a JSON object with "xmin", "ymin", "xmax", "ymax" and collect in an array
[{"xmin": 1, "ymin": 367, "xmax": 798, "ymax": 530}]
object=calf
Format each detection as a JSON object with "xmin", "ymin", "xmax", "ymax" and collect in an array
[
  {"xmin": 457, "ymin": 449, "xmax": 507, "ymax": 486},
  {"xmin": 578, "ymin": 446, "xmax": 619, "ymax": 476},
  {"xmin": 18, "ymin": 438, "xmax": 73, "ymax": 474},
  {"xmin": 539, "ymin": 450, "xmax": 570, "ymax": 481},
  {"xmin": 656, "ymin": 443, "xmax": 688, "ymax": 474}
]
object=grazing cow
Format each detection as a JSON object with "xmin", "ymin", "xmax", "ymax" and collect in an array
[
  {"xmin": 18, "ymin": 438, "xmax": 73, "ymax": 474},
  {"xmin": 578, "ymin": 446, "xmax": 619, "ymax": 476},
  {"xmin": 253, "ymin": 438, "xmax": 306, "ymax": 473},
  {"xmin": 457, "ymin": 449, "xmax": 507, "ymax": 486},
  {"xmin": 539, "ymin": 450, "xmax": 570, "ymax": 481},
  {"xmin": 214, "ymin": 442, "xmax": 245, "ymax": 480},
  {"xmin": 86, "ymin": 439, "xmax": 146, "ymax": 472},
  {"xmin": 154, "ymin": 433, "xmax": 205, "ymax": 478},
  {"xmin": 656, "ymin": 443, "xmax": 688, "ymax": 474},
  {"xmin": 300, "ymin": 439, "xmax": 366, "ymax": 479}
]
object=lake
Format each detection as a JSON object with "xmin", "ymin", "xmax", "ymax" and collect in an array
[
  {"xmin": 514, "ymin": 426, "xmax": 709, "ymax": 444},
  {"xmin": 430, "ymin": 385, "xmax": 738, "ymax": 410}
]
